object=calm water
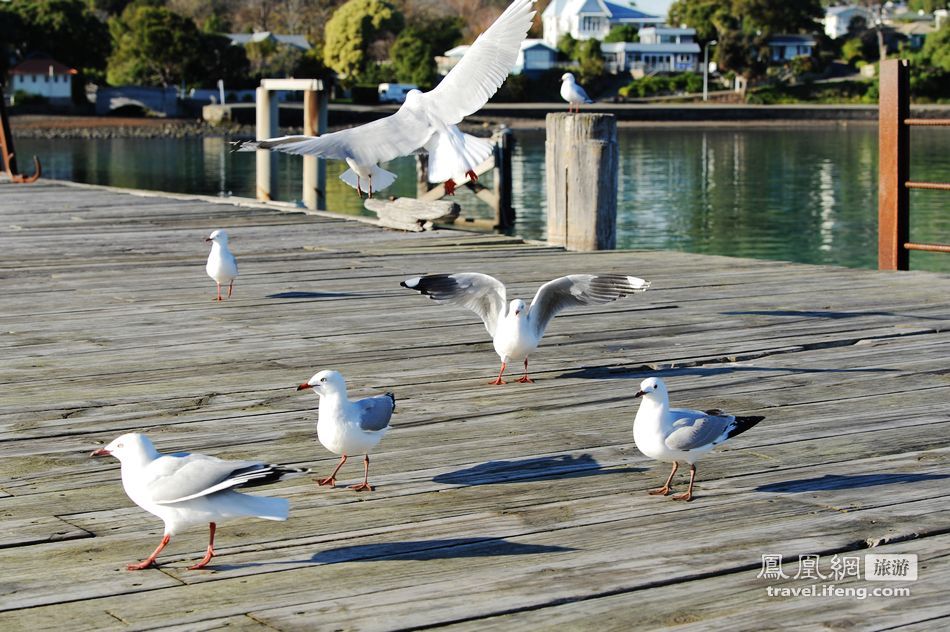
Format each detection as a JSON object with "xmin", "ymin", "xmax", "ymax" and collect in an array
[{"xmin": 19, "ymin": 125, "xmax": 950, "ymax": 271}]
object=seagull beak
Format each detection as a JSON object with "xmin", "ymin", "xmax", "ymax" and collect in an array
[
  {"xmin": 90, "ymin": 447, "xmax": 110, "ymax": 457},
  {"xmin": 296, "ymin": 383, "xmax": 312, "ymax": 391},
  {"xmin": 634, "ymin": 390, "xmax": 645, "ymax": 399},
  {"xmin": 204, "ymin": 238, "xmax": 212, "ymax": 242}
]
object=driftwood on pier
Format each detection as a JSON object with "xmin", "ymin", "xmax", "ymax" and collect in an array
[{"xmin": 363, "ymin": 196, "xmax": 460, "ymax": 232}]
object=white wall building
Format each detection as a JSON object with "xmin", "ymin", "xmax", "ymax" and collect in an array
[
  {"xmin": 542, "ymin": 0, "xmax": 663, "ymax": 47},
  {"xmin": 601, "ymin": 41, "xmax": 700, "ymax": 74},
  {"xmin": 639, "ymin": 26, "xmax": 696, "ymax": 45},
  {"xmin": 9, "ymin": 57, "xmax": 76, "ymax": 104},
  {"xmin": 823, "ymin": 5, "xmax": 876, "ymax": 39},
  {"xmin": 438, "ymin": 40, "xmax": 558, "ymax": 77},
  {"xmin": 767, "ymin": 35, "xmax": 817, "ymax": 62},
  {"xmin": 226, "ymin": 32, "xmax": 311, "ymax": 51}
]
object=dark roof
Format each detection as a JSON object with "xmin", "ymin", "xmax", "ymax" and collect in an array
[
  {"xmin": 768, "ymin": 34, "xmax": 817, "ymax": 45},
  {"xmin": 11, "ymin": 58, "xmax": 77, "ymax": 75}
]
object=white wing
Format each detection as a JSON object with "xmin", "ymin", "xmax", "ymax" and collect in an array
[
  {"xmin": 401, "ymin": 273, "xmax": 507, "ymax": 336},
  {"xmin": 236, "ymin": 106, "xmax": 433, "ymax": 166},
  {"xmin": 143, "ymin": 453, "xmax": 273, "ymax": 504},
  {"xmin": 421, "ymin": 0, "xmax": 535, "ymax": 126},
  {"xmin": 527, "ymin": 274, "xmax": 650, "ymax": 337}
]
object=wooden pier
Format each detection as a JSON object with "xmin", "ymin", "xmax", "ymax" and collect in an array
[{"xmin": 1, "ymin": 181, "xmax": 948, "ymax": 630}]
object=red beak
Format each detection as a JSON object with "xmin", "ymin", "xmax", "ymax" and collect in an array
[
  {"xmin": 634, "ymin": 390, "xmax": 645, "ymax": 399},
  {"xmin": 90, "ymin": 448, "xmax": 111, "ymax": 457},
  {"xmin": 204, "ymin": 238, "xmax": 212, "ymax": 242},
  {"xmin": 296, "ymin": 383, "xmax": 312, "ymax": 391}
]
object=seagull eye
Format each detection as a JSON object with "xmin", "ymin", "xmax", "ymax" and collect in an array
[
  {"xmin": 320, "ymin": 378, "xmax": 326, "ymax": 383},
  {"xmin": 116, "ymin": 443, "xmax": 123, "ymax": 449}
]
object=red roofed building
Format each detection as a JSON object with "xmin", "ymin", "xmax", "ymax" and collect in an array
[{"xmin": 9, "ymin": 57, "xmax": 77, "ymax": 104}]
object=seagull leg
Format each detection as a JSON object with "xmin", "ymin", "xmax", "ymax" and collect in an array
[
  {"xmin": 356, "ymin": 177, "xmax": 363, "ymax": 199},
  {"xmin": 214, "ymin": 282, "xmax": 223, "ymax": 302},
  {"xmin": 488, "ymin": 362, "xmax": 507, "ymax": 385},
  {"xmin": 349, "ymin": 454, "xmax": 374, "ymax": 492},
  {"xmin": 516, "ymin": 358, "xmax": 534, "ymax": 383},
  {"xmin": 317, "ymin": 454, "xmax": 347, "ymax": 487},
  {"xmin": 368, "ymin": 176, "xmax": 374, "ymax": 199},
  {"xmin": 127, "ymin": 534, "xmax": 171, "ymax": 571},
  {"xmin": 648, "ymin": 461, "xmax": 678, "ymax": 496},
  {"xmin": 227, "ymin": 281, "xmax": 233, "ymax": 299},
  {"xmin": 188, "ymin": 522, "xmax": 216, "ymax": 570},
  {"xmin": 673, "ymin": 464, "xmax": 696, "ymax": 502},
  {"xmin": 444, "ymin": 179, "xmax": 457, "ymax": 196}
]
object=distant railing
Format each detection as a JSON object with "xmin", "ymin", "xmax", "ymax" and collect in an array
[{"xmin": 878, "ymin": 59, "xmax": 950, "ymax": 270}]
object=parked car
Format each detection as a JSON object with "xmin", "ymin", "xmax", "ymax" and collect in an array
[{"xmin": 377, "ymin": 83, "xmax": 418, "ymax": 104}]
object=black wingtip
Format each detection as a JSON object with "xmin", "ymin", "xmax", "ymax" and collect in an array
[
  {"xmin": 386, "ymin": 392, "xmax": 396, "ymax": 412},
  {"xmin": 728, "ymin": 415, "xmax": 765, "ymax": 439}
]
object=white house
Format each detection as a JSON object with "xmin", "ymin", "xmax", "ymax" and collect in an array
[
  {"xmin": 823, "ymin": 5, "xmax": 876, "ymax": 39},
  {"xmin": 438, "ymin": 40, "xmax": 557, "ymax": 77},
  {"xmin": 226, "ymin": 32, "xmax": 311, "ymax": 51},
  {"xmin": 542, "ymin": 0, "xmax": 663, "ymax": 48},
  {"xmin": 601, "ymin": 41, "xmax": 700, "ymax": 75},
  {"xmin": 9, "ymin": 57, "xmax": 76, "ymax": 104},
  {"xmin": 638, "ymin": 26, "xmax": 696, "ymax": 45},
  {"xmin": 767, "ymin": 35, "xmax": 817, "ymax": 62}
]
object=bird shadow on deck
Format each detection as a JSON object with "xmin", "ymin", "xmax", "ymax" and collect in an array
[
  {"xmin": 756, "ymin": 473, "xmax": 950, "ymax": 493},
  {"xmin": 310, "ymin": 538, "xmax": 575, "ymax": 563},
  {"xmin": 722, "ymin": 309, "xmax": 949, "ymax": 322},
  {"xmin": 432, "ymin": 454, "xmax": 642, "ymax": 486},
  {"xmin": 266, "ymin": 291, "xmax": 356, "ymax": 299},
  {"xmin": 560, "ymin": 365, "xmax": 898, "ymax": 381}
]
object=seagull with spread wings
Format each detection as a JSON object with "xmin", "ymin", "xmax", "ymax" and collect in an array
[
  {"xmin": 91, "ymin": 433, "xmax": 306, "ymax": 570},
  {"xmin": 234, "ymin": 0, "xmax": 536, "ymax": 198},
  {"xmin": 633, "ymin": 377, "xmax": 764, "ymax": 501},
  {"xmin": 401, "ymin": 273, "xmax": 650, "ymax": 385}
]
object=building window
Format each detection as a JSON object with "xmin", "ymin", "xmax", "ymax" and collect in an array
[{"xmin": 581, "ymin": 16, "xmax": 602, "ymax": 32}]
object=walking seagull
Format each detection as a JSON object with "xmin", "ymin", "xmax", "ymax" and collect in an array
[
  {"xmin": 560, "ymin": 72, "xmax": 593, "ymax": 112},
  {"xmin": 632, "ymin": 377, "xmax": 764, "ymax": 501},
  {"xmin": 205, "ymin": 229, "xmax": 238, "ymax": 301},
  {"xmin": 233, "ymin": 0, "xmax": 536, "ymax": 198},
  {"xmin": 401, "ymin": 273, "xmax": 650, "ymax": 384},
  {"xmin": 91, "ymin": 433, "xmax": 306, "ymax": 570},
  {"xmin": 297, "ymin": 370, "xmax": 395, "ymax": 491}
]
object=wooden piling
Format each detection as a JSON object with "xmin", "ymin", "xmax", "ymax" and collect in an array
[
  {"xmin": 878, "ymin": 59, "xmax": 910, "ymax": 271},
  {"xmin": 255, "ymin": 86, "xmax": 278, "ymax": 202},
  {"xmin": 494, "ymin": 127, "xmax": 515, "ymax": 231},
  {"xmin": 545, "ymin": 113, "xmax": 617, "ymax": 251}
]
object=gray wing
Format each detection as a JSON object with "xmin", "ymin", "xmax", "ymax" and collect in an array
[
  {"xmin": 143, "ymin": 453, "xmax": 276, "ymax": 504},
  {"xmin": 234, "ymin": 106, "xmax": 432, "ymax": 166},
  {"xmin": 575, "ymin": 84, "xmax": 593, "ymax": 103},
  {"xmin": 527, "ymin": 274, "xmax": 650, "ymax": 337},
  {"xmin": 664, "ymin": 411, "xmax": 736, "ymax": 452},
  {"xmin": 356, "ymin": 393, "xmax": 395, "ymax": 432},
  {"xmin": 401, "ymin": 273, "xmax": 507, "ymax": 336}
]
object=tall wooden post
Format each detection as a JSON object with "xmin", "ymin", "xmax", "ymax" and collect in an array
[
  {"xmin": 494, "ymin": 127, "xmax": 514, "ymax": 231},
  {"xmin": 302, "ymin": 89, "xmax": 327, "ymax": 210},
  {"xmin": 545, "ymin": 113, "xmax": 617, "ymax": 250},
  {"xmin": 878, "ymin": 59, "xmax": 910, "ymax": 270},
  {"xmin": 255, "ymin": 86, "xmax": 278, "ymax": 202}
]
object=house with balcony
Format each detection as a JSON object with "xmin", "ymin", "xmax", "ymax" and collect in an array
[
  {"xmin": 638, "ymin": 26, "xmax": 697, "ymax": 45},
  {"xmin": 437, "ymin": 40, "xmax": 557, "ymax": 78},
  {"xmin": 542, "ymin": 0, "xmax": 663, "ymax": 47},
  {"xmin": 601, "ymin": 41, "xmax": 700, "ymax": 75}
]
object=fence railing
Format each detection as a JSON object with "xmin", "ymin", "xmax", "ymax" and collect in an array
[{"xmin": 878, "ymin": 59, "xmax": 950, "ymax": 270}]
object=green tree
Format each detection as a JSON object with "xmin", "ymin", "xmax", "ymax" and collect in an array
[
  {"xmin": 576, "ymin": 38, "xmax": 604, "ymax": 84},
  {"xmin": 603, "ymin": 24, "xmax": 639, "ymax": 43},
  {"xmin": 8, "ymin": 0, "xmax": 111, "ymax": 79},
  {"xmin": 557, "ymin": 33, "xmax": 579, "ymax": 60},
  {"xmin": 323, "ymin": 0, "xmax": 404, "ymax": 80},
  {"xmin": 908, "ymin": 0, "xmax": 949, "ymax": 12},
  {"xmin": 920, "ymin": 22, "xmax": 950, "ymax": 72},
  {"xmin": 390, "ymin": 28, "xmax": 435, "ymax": 86},
  {"xmin": 0, "ymin": 7, "xmax": 25, "ymax": 78}
]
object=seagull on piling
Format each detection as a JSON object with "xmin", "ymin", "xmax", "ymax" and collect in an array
[
  {"xmin": 233, "ymin": 0, "xmax": 537, "ymax": 198},
  {"xmin": 401, "ymin": 273, "xmax": 650, "ymax": 385},
  {"xmin": 633, "ymin": 377, "xmax": 764, "ymax": 502},
  {"xmin": 560, "ymin": 73, "xmax": 593, "ymax": 113},
  {"xmin": 297, "ymin": 370, "xmax": 395, "ymax": 492},
  {"xmin": 205, "ymin": 229, "xmax": 238, "ymax": 301},
  {"xmin": 91, "ymin": 433, "xmax": 306, "ymax": 570}
]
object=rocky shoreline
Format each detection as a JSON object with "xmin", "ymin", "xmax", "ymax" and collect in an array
[{"xmin": 9, "ymin": 115, "xmax": 263, "ymax": 139}]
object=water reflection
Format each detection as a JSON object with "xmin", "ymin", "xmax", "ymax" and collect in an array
[{"xmin": 18, "ymin": 125, "xmax": 950, "ymax": 272}]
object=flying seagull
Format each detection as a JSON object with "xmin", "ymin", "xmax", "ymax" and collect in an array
[
  {"xmin": 633, "ymin": 377, "xmax": 764, "ymax": 501},
  {"xmin": 401, "ymin": 273, "xmax": 650, "ymax": 384},
  {"xmin": 560, "ymin": 72, "xmax": 593, "ymax": 113},
  {"xmin": 297, "ymin": 370, "xmax": 395, "ymax": 491},
  {"xmin": 234, "ymin": 0, "xmax": 536, "ymax": 198},
  {"xmin": 205, "ymin": 229, "xmax": 238, "ymax": 301},
  {"xmin": 91, "ymin": 433, "xmax": 306, "ymax": 570}
]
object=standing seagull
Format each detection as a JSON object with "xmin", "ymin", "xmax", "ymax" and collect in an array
[
  {"xmin": 205, "ymin": 229, "xmax": 238, "ymax": 301},
  {"xmin": 297, "ymin": 370, "xmax": 395, "ymax": 492},
  {"xmin": 233, "ymin": 0, "xmax": 536, "ymax": 198},
  {"xmin": 91, "ymin": 433, "xmax": 305, "ymax": 570},
  {"xmin": 633, "ymin": 377, "xmax": 764, "ymax": 502},
  {"xmin": 560, "ymin": 72, "xmax": 593, "ymax": 113},
  {"xmin": 401, "ymin": 273, "xmax": 650, "ymax": 385}
]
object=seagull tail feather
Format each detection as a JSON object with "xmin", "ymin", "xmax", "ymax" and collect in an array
[
  {"xmin": 339, "ymin": 166, "xmax": 398, "ymax": 192},
  {"xmin": 232, "ymin": 494, "xmax": 290, "ymax": 521}
]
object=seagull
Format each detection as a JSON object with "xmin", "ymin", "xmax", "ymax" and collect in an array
[
  {"xmin": 401, "ymin": 273, "xmax": 650, "ymax": 385},
  {"xmin": 297, "ymin": 370, "xmax": 395, "ymax": 492},
  {"xmin": 232, "ymin": 0, "xmax": 536, "ymax": 198},
  {"xmin": 205, "ymin": 229, "xmax": 238, "ymax": 301},
  {"xmin": 633, "ymin": 377, "xmax": 764, "ymax": 502},
  {"xmin": 560, "ymin": 72, "xmax": 593, "ymax": 113},
  {"xmin": 90, "ymin": 433, "xmax": 306, "ymax": 570}
]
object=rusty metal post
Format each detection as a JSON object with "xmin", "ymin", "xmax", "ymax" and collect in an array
[{"xmin": 878, "ymin": 59, "xmax": 910, "ymax": 271}]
